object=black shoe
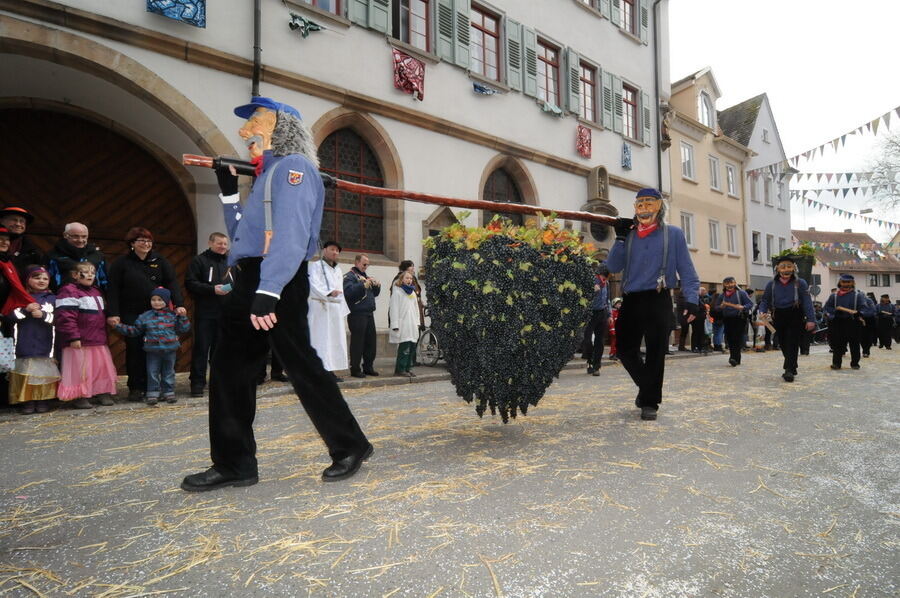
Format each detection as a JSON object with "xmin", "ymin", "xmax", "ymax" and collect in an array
[
  {"xmin": 728, "ymin": 358, "xmax": 737, "ymax": 367},
  {"xmin": 800, "ymin": 351, "xmax": 809, "ymax": 356},
  {"xmin": 782, "ymin": 371, "xmax": 794, "ymax": 382},
  {"xmin": 128, "ymin": 389, "xmax": 144, "ymax": 402},
  {"xmin": 350, "ymin": 372, "xmax": 366, "ymax": 379},
  {"xmin": 190, "ymin": 386, "xmax": 204, "ymax": 398},
  {"xmin": 665, "ymin": 350, "xmax": 674, "ymax": 355},
  {"xmin": 586, "ymin": 367, "xmax": 594, "ymax": 375},
  {"xmin": 322, "ymin": 444, "xmax": 374, "ymax": 482},
  {"xmin": 180, "ymin": 467, "xmax": 259, "ymax": 492},
  {"xmin": 328, "ymin": 372, "xmax": 344, "ymax": 383},
  {"xmin": 850, "ymin": 364, "xmax": 860, "ymax": 370},
  {"xmin": 830, "ymin": 364, "xmax": 841, "ymax": 370},
  {"xmin": 271, "ymin": 372, "xmax": 289, "ymax": 382},
  {"xmin": 363, "ymin": 370, "xmax": 380, "ymax": 376},
  {"xmin": 862, "ymin": 353, "xmax": 870, "ymax": 358},
  {"xmin": 640, "ymin": 407, "xmax": 658, "ymax": 421},
  {"xmin": 591, "ymin": 367, "xmax": 600, "ymax": 377}
]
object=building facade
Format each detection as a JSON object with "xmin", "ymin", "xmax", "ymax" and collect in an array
[
  {"xmin": 0, "ymin": 0, "xmax": 671, "ymax": 343},
  {"xmin": 666, "ymin": 68, "xmax": 750, "ymax": 290}
]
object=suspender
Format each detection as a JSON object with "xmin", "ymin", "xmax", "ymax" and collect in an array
[
  {"xmin": 262, "ymin": 161, "xmax": 283, "ymax": 255},
  {"xmin": 623, "ymin": 223, "xmax": 668, "ymax": 292},
  {"xmin": 768, "ymin": 278, "xmax": 799, "ymax": 310}
]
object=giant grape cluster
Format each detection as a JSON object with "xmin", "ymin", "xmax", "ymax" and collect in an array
[{"xmin": 425, "ymin": 234, "xmax": 594, "ymax": 422}]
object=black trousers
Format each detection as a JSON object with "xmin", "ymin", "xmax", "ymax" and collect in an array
[
  {"xmin": 189, "ymin": 317, "xmax": 219, "ymax": 387},
  {"xmin": 585, "ymin": 309, "xmax": 609, "ymax": 369},
  {"xmin": 208, "ymin": 259, "xmax": 369, "ymax": 478},
  {"xmin": 860, "ymin": 317, "xmax": 875, "ymax": 354},
  {"xmin": 347, "ymin": 312, "xmax": 377, "ymax": 374},
  {"xmin": 829, "ymin": 317, "xmax": 861, "ymax": 367},
  {"xmin": 723, "ymin": 317, "xmax": 745, "ymax": 364},
  {"xmin": 799, "ymin": 329, "xmax": 812, "ymax": 354},
  {"xmin": 690, "ymin": 316, "xmax": 706, "ymax": 351},
  {"xmin": 617, "ymin": 289, "xmax": 672, "ymax": 407},
  {"xmin": 122, "ymin": 312, "xmax": 145, "ymax": 392},
  {"xmin": 876, "ymin": 318, "xmax": 894, "ymax": 348},
  {"xmin": 773, "ymin": 307, "xmax": 802, "ymax": 373}
]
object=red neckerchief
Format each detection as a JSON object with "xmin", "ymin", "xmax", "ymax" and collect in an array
[
  {"xmin": 636, "ymin": 223, "xmax": 658, "ymax": 239},
  {"xmin": 778, "ymin": 276, "xmax": 793, "ymax": 285},
  {"xmin": 724, "ymin": 289, "xmax": 736, "ymax": 297},
  {"xmin": 595, "ymin": 275, "xmax": 607, "ymax": 287},
  {"xmin": 251, "ymin": 155, "xmax": 264, "ymax": 177},
  {"xmin": 837, "ymin": 288, "xmax": 851, "ymax": 296},
  {"xmin": 0, "ymin": 259, "xmax": 36, "ymax": 315}
]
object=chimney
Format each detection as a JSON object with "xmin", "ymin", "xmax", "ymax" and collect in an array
[
  {"xmin": 808, "ymin": 227, "xmax": 815, "ymax": 231},
  {"xmin": 844, "ymin": 229, "xmax": 852, "ymax": 233}
]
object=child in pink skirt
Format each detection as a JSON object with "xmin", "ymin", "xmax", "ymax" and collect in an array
[{"xmin": 55, "ymin": 263, "xmax": 117, "ymax": 409}]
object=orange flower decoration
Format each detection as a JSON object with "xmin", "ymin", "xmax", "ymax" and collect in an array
[{"xmin": 542, "ymin": 230, "xmax": 555, "ymax": 245}]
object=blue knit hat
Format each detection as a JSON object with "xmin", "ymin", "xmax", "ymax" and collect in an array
[
  {"xmin": 150, "ymin": 287, "xmax": 171, "ymax": 304},
  {"xmin": 839, "ymin": 273, "xmax": 855, "ymax": 283},
  {"xmin": 635, "ymin": 188, "xmax": 662, "ymax": 200},
  {"xmin": 234, "ymin": 96, "xmax": 302, "ymax": 120}
]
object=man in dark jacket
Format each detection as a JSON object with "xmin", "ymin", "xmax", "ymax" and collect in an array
[
  {"xmin": 343, "ymin": 254, "xmax": 381, "ymax": 378},
  {"xmin": 0, "ymin": 207, "xmax": 46, "ymax": 279},
  {"xmin": 185, "ymin": 232, "xmax": 232, "ymax": 396},
  {"xmin": 46, "ymin": 222, "xmax": 109, "ymax": 290}
]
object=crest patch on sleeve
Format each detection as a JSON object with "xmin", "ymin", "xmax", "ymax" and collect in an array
[{"xmin": 288, "ymin": 170, "xmax": 304, "ymax": 186}]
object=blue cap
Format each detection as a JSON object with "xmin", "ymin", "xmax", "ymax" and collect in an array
[
  {"xmin": 839, "ymin": 273, "xmax": 855, "ymax": 282},
  {"xmin": 234, "ymin": 96, "xmax": 302, "ymax": 120},
  {"xmin": 635, "ymin": 188, "xmax": 662, "ymax": 200}
]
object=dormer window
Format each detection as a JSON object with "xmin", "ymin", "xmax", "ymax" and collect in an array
[{"xmin": 699, "ymin": 92, "xmax": 714, "ymax": 128}]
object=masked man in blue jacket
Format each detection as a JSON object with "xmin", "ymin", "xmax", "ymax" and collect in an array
[
  {"xmin": 181, "ymin": 97, "xmax": 372, "ymax": 492},
  {"xmin": 823, "ymin": 274, "xmax": 876, "ymax": 369}
]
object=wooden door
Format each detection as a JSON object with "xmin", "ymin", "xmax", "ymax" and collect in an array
[{"xmin": 0, "ymin": 108, "xmax": 196, "ymax": 372}]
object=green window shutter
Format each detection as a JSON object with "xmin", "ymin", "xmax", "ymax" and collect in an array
[
  {"xmin": 601, "ymin": 70, "xmax": 613, "ymax": 128},
  {"xmin": 369, "ymin": 0, "xmax": 390, "ymax": 33},
  {"xmin": 436, "ymin": 0, "xmax": 455, "ymax": 62},
  {"xmin": 641, "ymin": 90, "xmax": 652, "ymax": 145},
  {"xmin": 453, "ymin": 0, "xmax": 471, "ymax": 68},
  {"xmin": 610, "ymin": 0, "xmax": 621, "ymax": 28},
  {"xmin": 639, "ymin": 0, "xmax": 649, "ymax": 43},
  {"xmin": 523, "ymin": 26, "xmax": 538, "ymax": 98},
  {"xmin": 565, "ymin": 47, "xmax": 581, "ymax": 114},
  {"xmin": 505, "ymin": 19, "xmax": 523, "ymax": 91},
  {"xmin": 599, "ymin": 0, "xmax": 611, "ymax": 19},
  {"xmin": 612, "ymin": 75, "xmax": 623, "ymax": 134},
  {"xmin": 348, "ymin": 0, "xmax": 368, "ymax": 25}
]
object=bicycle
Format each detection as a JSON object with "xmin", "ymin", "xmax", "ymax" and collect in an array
[{"xmin": 416, "ymin": 306, "xmax": 443, "ymax": 366}]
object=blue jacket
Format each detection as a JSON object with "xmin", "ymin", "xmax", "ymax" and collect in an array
[
  {"xmin": 758, "ymin": 276, "xmax": 815, "ymax": 322},
  {"xmin": 343, "ymin": 267, "xmax": 381, "ymax": 314},
  {"xmin": 116, "ymin": 308, "xmax": 191, "ymax": 352},
  {"xmin": 823, "ymin": 290, "xmax": 876, "ymax": 320},
  {"xmin": 222, "ymin": 150, "xmax": 323, "ymax": 298},
  {"xmin": 712, "ymin": 288, "xmax": 753, "ymax": 319},
  {"xmin": 606, "ymin": 224, "xmax": 700, "ymax": 305},
  {"xmin": 875, "ymin": 301, "xmax": 896, "ymax": 320},
  {"xmin": 590, "ymin": 277, "xmax": 611, "ymax": 312}
]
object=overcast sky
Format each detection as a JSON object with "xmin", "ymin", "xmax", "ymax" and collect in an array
[{"xmin": 668, "ymin": 0, "xmax": 900, "ymax": 241}]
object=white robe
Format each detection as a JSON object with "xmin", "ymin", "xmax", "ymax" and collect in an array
[
  {"xmin": 308, "ymin": 259, "xmax": 350, "ymax": 371},
  {"xmin": 388, "ymin": 287, "xmax": 420, "ymax": 344}
]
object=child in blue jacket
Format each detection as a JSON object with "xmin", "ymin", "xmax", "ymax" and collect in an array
[{"xmin": 115, "ymin": 287, "xmax": 190, "ymax": 405}]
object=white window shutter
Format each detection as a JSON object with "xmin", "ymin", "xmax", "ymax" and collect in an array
[
  {"xmin": 566, "ymin": 48, "xmax": 581, "ymax": 114},
  {"xmin": 610, "ymin": 0, "xmax": 621, "ymax": 28},
  {"xmin": 641, "ymin": 91, "xmax": 652, "ymax": 145},
  {"xmin": 368, "ymin": 0, "xmax": 390, "ymax": 33},
  {"xmin": 505, "ymin": 19, "xmax": 523, "ymax": 91},
  {"xmin": 436, "ymin": 0, "xmax": 455, "ymax": 62},
  {"xmin": 601, "ymin": 70, "xmax": 613, "ymax": 128},
  {"xmin": 599, "ymin": 0, "xmax": 611, "ymax": 19},
  {"xmin": 523, "ymin": 26, "xmax": 538, "ymax": 98},
  {"xmin": 348, "ymin": 0, "xmax": 368, "ymax": 25},
  {"xmin": 453, "ymin": 0, "xmax": 471, "ymax": 68},
  {"xmin": 639, "ymin": 0, "xmax": 649, "ymax": 43},
  {"xmin": 612, "ymin": 75, "xmax": 624, "ymax": 134}
]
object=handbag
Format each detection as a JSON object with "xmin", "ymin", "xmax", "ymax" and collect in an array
[{"xmin": 0, "ymin": 336, "xmax": 15, "ymax": 373}]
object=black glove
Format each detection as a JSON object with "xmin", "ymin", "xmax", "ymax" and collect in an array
[
  {"xmin": 251, "ymin": 293, "xmax": 278, "ymax": 318},
  {"xmin": 419, "ymin": 324, "xmax": 426, "ymax": 332},
  {"xmin": 613, "ymin": 217, "xmax": 635, "ymax": 240},
  {"xmin": 684, "ymin": 302, "xmax": 700, "ymax": 317},
  {"xmin": 215, "ymin": 165, "xmax": 239, "ymax": 196}
]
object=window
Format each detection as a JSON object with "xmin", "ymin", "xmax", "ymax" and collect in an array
[
  {"xmin": 709, "ymin": 220, "xmax": 720, "ymax": 251},
  {"xmin": 681, "ymin": 142, "xmax": 695, "ymax": 180},
  {"xmin": 766, "ymin": 234, "xmax": 774, "ymax": 262},
  {"xmin": 708, "ymin": 156, "xmax": 720, "ymax": 190},
  {"xmin": 307, "ymin": 0, "xmax": 340, "ymax": 15},
  {"xmin": 752, "ymin": 231, "xmax": 761, "ymax": 263},
  {"xmin": 870, "ymin": 274, "xmax": 879, "ymax": 287},
  {"xmin": 536, "ymin": 40, "xmax": 560, "ymax": 106},
  {"xmin": 777, "ymin": 182, "xmax": 785, "ymax": 209},
  {"xmin": 470, "ymin": 6, "xmax": 500, "ymax": 81},
  {"xmin": 812, "ymin": 274, "xmax": 822, "ymax": 285},
  {"xmin": 896, "ymin": 274, "xmax": 900, "ymax": 283},
  {"xmin": 318, "ymin": 129, "xmax": 385, "ymax": 253},
  {"xmin": 726, "ymin": 224, "xmax": 738, "ymax": 255},
  {"xmin": 749, "ymin": 175, "xmax": 758, "ymax": 202},
  {"xmin": 762, "ymin": 128, "xmax": 770, "ymax": 143},
  {"xmin": 620, "ymin": 0, "xmax": 636, "ymax": 34},
  {"xmin": 577, "ymin": 0, "xmax": 595, "ymax": 6},
  {"xmin": 579, "ymin": 62, "xmax": 597, "ymax": 122},
  {"xmin": 764, "ymin": 177, "xmax": 773, "ymax": 206},
  {"xmin": 699, "ymin": 92, "xmax": 714, "ymax": 128},
  {"xmin": 482, "ymin": 168, "xmax": 524, "ymax": 226},
  {"xmin": 778, "ymin": 237, "xmax": 786, "ymax": 253},
  {"xmin": 393, "ymin": 0, "xmax": 429, "ymax": 51},
  {"xmin": 883, "ymin": 274, "xmax": 891, "ymax": 287},
  {"xmin": 680, "ymin": 212, "xmax": 695, "ymax": 247},
  {"xmin": 622, "ymin": 84, "xmax": 638, "ymax": 139},
  {"xmin": 726, "ymin": 164, "xmax": 737, "ymax": 196}
]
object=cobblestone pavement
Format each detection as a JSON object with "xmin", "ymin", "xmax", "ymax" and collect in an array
[{"xmin": 1, "ymin": 346, "xmax": 897, "ymax": 597}]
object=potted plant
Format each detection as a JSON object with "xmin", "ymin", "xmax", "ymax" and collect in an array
[{"xmin": 772, "ymin": 242, "xmax": 816, "ymax": 284}]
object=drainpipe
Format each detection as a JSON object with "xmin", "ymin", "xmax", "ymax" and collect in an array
[
  {"xmin": 252, "ymin": 0, "xmax": 261, "ymax": 96},
  {"xmin": 652, "ymin": 0, "xmax": 664, "ymax": 192}
]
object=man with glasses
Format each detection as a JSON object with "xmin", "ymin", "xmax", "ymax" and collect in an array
[{"xmin": 47, "ymin": 222, "xmax": 109, "ymax": 291}]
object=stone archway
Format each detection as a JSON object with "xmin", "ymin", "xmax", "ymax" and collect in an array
[{"xmin": 477, "ymin": 154, "xmax": 539, "ymax": 225}]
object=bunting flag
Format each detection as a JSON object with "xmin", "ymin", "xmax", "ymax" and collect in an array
[
  {"xmin": 788, "ymin": 183, "xmax": 899, "ymax": 196},
  {"xmin": 799, "ymin": 240, "xmax": 900, "ymax": 250},
  {"xmin": 790, "ymin": 193, "xmax": 900, "ymax": 229},
  {"xmin": 392, "ymin": 48, "xmax": 425, "ymax": 101},
  {"xmin": 576, "ymin": 124, "xmax": 592, "ymax": 159}
]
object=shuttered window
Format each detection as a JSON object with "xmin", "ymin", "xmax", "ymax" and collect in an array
[
  {"xmin": 622, "ymin": 83, "xmax": 637, "ymax": 139},
  {"xmin": 396, "ymin": 0, "xmax": 430, "ymax": 50},
  {"xmin": 537, "ymin": 40, "xmax": 560, "ymax": 106},
  {"xmin": 621, "ymin": 0, "xmax": 636, "ymax": 34},
  {"xmin": 309, "ymin": 0, "xmax": 341, "ymax": 14},
  {"xmin": 470, "ymin": 5, "xmax": 500, "ymax": 80},
  {"xmin": 579, "ymin": 63, "xmax": 597, "ymax": 121}
]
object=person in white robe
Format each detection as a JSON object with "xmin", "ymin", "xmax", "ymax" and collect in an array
[{"xmin": 308, "ymin": 241, "xmax": 350, "ymax": 382}]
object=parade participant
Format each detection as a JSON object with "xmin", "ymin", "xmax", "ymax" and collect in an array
[
  {"xmin": 389, "ymin": 270, "xmax": 420, "ymax": 377},
  {"xmin": 181, "ymin": 96, "xmax": 371, "ymax": 492},
  {"xmin": 0, "ymin": 207, "xmax": 46, "ymax": 279},
  {"xmin": 46, "ymin": 222, "xmax": 109, "ymax": 291},
  {"xmin": 757, "ymin": 255, "xmax": 816, "ymax": 382},
  {"xmin": 712, "ymin": 276, "xmax": 753, "ymax": 367},
  {"xmin": 115, "ymin": 288, "xmax": 191, "ymax": 405},
  {"xmin": 875, "ymin": 294, "xmax": 895, "ymax": 349},
  {"xmin": 860, "ymin": 292, "xmax": 878, "ymax": 357},
  {"xmin": 344, "ymin": 254, "xmax": 381, "ymax": 378},
  {"xmin": 308, "ymin": 240, "xmax": 350, "ymax": 383},
  {"xmin": 585, "ymin": 263, "xmax": 613, "ymax": 376},
  {"xmin": 607, "ymin": 188, "xmax": 700, "ymax": 421},
  {"xmin": 691, "ymin": 286, "xmax": 711, "ymax": 353},
  {"xmin": 822, "ymin": 274, "xmax": 873, "ymax": 370},
  {"xmin": 185, "ymin": 232, "xmax": 232, "ymax": 397},
  {"xmin": 6, "ymin": 266, "xmax": 59, "ymax": 414}
]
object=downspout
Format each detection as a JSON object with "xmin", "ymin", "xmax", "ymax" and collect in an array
[
  {"xmin": 652, "ymin": 0, "xmax": 664, "ymax": 192},
  {"xmin": 252, "ymin": 0, "xmax": 262, "ymax": 96}
]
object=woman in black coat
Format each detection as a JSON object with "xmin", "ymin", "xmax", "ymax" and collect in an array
[{"xmin": 106, "ymin": 227, "xmax": 185, "ymax": 400}]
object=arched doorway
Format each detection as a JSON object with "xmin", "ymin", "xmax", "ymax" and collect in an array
[
  {"xmin": 482, "ymin": 168, "xmax": 525, "ymax": 226},
  {"xmin": 0, "ymin": 108, "xmax": 197, "ymax": 372}
]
